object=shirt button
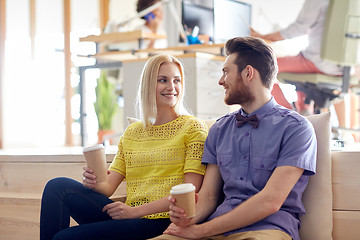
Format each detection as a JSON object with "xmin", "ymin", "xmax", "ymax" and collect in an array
[
  {"xmin": 261, "ymin": 164, "xmax": 265, "ymax": 168},
  {"xmin": 240, "ymin": 177, "xmax": 244, "ymax": 180},
  {"xmin": 245, "ymin": 132, "xmax": 250, "ymax": 137},
  {"xmin": 243, "ymin": 155, "xmax": 247, "ymax": 159}
]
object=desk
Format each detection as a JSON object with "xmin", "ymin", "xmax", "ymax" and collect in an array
[
  {"xmin": 78, "ymin": 31, "xmax": 225, "ymax": 146},
  {"xmin": 79, "ymin": 30, "xmax": 167, "ymax": 52},
  {"xmin": 90, "ymin": 43, "xmax": 225, "ymax": 61}
]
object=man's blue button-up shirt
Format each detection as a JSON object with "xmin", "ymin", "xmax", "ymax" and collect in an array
[{"xmin": 202, "ymin": 97, "xmax": 317, "ymax": 240}]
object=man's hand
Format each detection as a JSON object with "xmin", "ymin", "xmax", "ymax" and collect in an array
[
  {"xmin": 168, "ymin": 195, "xmax": 197, "ymax": 227},
  {"xmin": 163, "ymin": 223, "xmax": 204, "ymax": 239},
  {"xmin": 102, "ymin": 202, "xmax": 140, "ymax": 219}
]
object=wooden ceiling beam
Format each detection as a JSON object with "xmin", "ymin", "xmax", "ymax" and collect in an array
[
  {"xmin": 29, "ymin": 0, "xmax": 36, "ymax": 59},
  {"xmin": 99, "ymin": 0, "xmax": 109, "ymax": 32},
  {"xmin": 64, "ymin": 0, "xmax": 73, "ymax": 146},
  {"xmin": 0, "ymin": 0, "xmax": 6, "ymax": 149}
]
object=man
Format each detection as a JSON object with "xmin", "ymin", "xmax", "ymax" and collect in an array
[
  {"xmin": 251, "ymin": 0, "xmax": 342, "ymax": 114},
  {"xmin": 156, "ymin": 37, "xmax": 317, "ymax": 240}
]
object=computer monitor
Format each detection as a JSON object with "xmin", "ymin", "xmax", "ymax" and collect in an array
[
  {"xmin": 182, "ymin": 1, "xmax": 214, "ymax": 39},
  {"xmin": 182, "ymin": 0, "xmax": 251, "ymax": 44},
  {"xmin": 213, "ymin": 0, "xmax": 251, "ymax": 43}
]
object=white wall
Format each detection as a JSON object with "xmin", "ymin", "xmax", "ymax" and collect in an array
[
  {"xmin": 108, "ymin": 0, "xmax": 142, "ymax": 31},
  {"xmin": 247, "ymin": 0, "xmax": 305, "ymax": 33},
  {"xmin": 3, "ymin": 0, "xmax": 100, "ymax": 148}
]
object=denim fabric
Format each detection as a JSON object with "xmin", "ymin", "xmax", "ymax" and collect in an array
[{"xmin": 40, "ymin": 177, "xmax": 170, "ymax": 240}]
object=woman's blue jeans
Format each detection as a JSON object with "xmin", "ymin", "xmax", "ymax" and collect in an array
[{"xmin": 40, "ymin": 177, "xmax": 171, "ymax": 240}]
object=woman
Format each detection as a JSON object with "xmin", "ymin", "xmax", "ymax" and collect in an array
[
  {"xmin": 40, "ymin": 55, "xmax": 207, "ymax": 240},
  {"xmin": 136, "ymin": 0, "xmax": 167, "ymax": 49}
]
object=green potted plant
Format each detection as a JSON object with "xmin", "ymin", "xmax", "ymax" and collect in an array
[{"xmin": 94, "ymin": 70, "xmax": 117, "ymax": 143}]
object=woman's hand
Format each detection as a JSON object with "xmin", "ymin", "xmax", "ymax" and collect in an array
[
  {"xmin": 102, "ymin": 202, "xmax": 140, "ymax": 219},
  {"xmin": 82, "ymin": 166, "xmax": 97, "ymax": 189}
]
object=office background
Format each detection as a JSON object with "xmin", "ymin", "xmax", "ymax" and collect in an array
[{"xmin": 0, "ymin": 0, "xmax": 358, "ymax": 149}]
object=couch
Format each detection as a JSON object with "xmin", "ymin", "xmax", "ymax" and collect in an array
[{"xmin": 0, "ymin": 113, "xmax": 359, "ymax": 239}]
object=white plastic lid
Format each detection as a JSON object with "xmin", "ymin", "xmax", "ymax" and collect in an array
[
  {"xmin": 83, "ymin": 144, "xmax": 104, "ymax": 153},
  {"xmin": 170, "ymin": 183, "xmax": 196, "ymax": 194}
]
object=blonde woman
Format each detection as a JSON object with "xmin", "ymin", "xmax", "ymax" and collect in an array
[{"xmin": 40, "ymin": 55, "xmax": 207, "ymax": 240}]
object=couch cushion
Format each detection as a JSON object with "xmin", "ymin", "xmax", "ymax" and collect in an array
[{"xmin": 300, "ymin": 112, "xmax": 333, "ymax": 240}]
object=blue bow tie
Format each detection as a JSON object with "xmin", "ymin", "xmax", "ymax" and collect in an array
[{"xmin": 235, "ymin": 113, "xmax": 259, "ymax": 128}]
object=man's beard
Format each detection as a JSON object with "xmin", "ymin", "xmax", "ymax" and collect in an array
[{"xmin": 225, "ymin": 76, "xmax": 255, "ymax": 106}]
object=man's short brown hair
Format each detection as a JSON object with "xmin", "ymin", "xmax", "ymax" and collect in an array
[{"xmin": 224, "ymin": 37, "xmax": 278, "ymax": 89}]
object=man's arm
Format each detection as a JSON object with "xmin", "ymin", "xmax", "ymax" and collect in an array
[
  {"xmin": 250, "ymin": 28, "xmax": 285, "ymax": 42},
  {"xmin": 165, "ymin": 165, "xmax": 304, "ymax": 239}
]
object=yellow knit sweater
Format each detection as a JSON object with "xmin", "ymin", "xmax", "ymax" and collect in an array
[{"xmin": 109, "ymin": 115, "xmax": 207, "ymax": 219}]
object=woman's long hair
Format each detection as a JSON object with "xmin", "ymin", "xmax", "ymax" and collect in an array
[{"xmin": 136, "ymin": 54, "xmax": 190, "ymax": 127}]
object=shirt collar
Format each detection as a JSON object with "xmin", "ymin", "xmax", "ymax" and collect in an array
[{"xmin": 238, "ymin": 97, "xmax": 276, "ymax": 122}]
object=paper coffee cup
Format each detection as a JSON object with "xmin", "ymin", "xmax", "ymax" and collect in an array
[
  {"xmin": 170, "ymin": 183, "xmax": 196, "ymax": 218},
  {"xmin": 83, "ymin": 144, "xmax": 108, "ymax": 183}
]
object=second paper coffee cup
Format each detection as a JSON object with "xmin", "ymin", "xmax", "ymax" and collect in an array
[
  {"xmin": 83, "ymin": 144, "xmax": 108, "ymax": 183},
  {"xmin": 170, "ymin": 183, "xmax": 196, "ymax": 218}
]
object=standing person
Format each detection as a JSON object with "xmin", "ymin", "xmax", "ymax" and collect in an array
[
  {"xmin": 154, "ymin": 37, "xmax": 317, "ymax": 240},
  {"xmin": 40, "ymin": 54, "xmax": 207, "ymax": 240},
  {"xmin": 136, "ymin": 0, "xmax": 168, "ymax": 49},
  {"xmin": 251, "ymin": 0, "xmax": 342, "ymax": 114}
]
